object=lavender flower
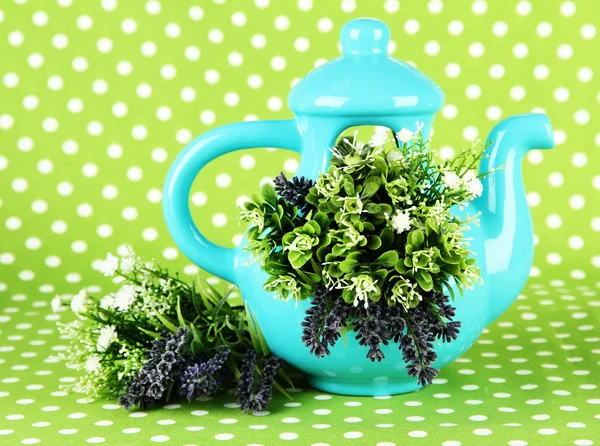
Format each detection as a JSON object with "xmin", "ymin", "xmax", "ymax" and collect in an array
[
  {"xmin": 179, "ymin": 346, "xmax": 230, "ymax": 400},
  {"xmin": 236, "ymin": 350, "xmax": 281, "ymax": 414},
  {"xmin": 119, "ymin": 327, "xmax": 191, "ymax": 410},
  {"xmin": 273, "ymin": 172, "xmax": 314, "ymax": 211},
  {"xmin": 301, "ymin": 286, "xmax": 340, "ymax": 358},
  {"xmin": 352, "ymin": 302, "xmax": 392, "ymax": 362}
]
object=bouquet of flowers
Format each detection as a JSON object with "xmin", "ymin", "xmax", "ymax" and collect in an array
[
  {"xmin": 54, "ymin": 248, "xmax": 294, "ymax": 413},
  {"xmin": 240, "ymin": 126, "xmax": 490, "ymax": 386}
]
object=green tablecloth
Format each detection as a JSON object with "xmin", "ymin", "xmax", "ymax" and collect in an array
[{"xmin": 1, "ymin": 0, "xmax": 598, "ymax": 444}]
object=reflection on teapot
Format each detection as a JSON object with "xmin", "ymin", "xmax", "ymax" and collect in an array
[{"xmin": 163, "ymin": 18, "xmax": 554, "ymax": 395}]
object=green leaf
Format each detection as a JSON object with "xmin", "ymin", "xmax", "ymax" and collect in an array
[
  {"xmin": 176, "ymin": 297, "xmax": 187, "ymax": 328},
  {"xmin": 261, "ymin": 182, "xmax": 278, "ymax": 207},
  {"xmin": 361, "ymin": 176, "xmax": 381, "ymax": 199},
  {"xmin": 415, "ymin": 271, "xmax": 434, "ymax": 291},
  {"xmin": 367, "ymin": 235, "xmax": 382, "ymax": 250},
  {"xmin": 365, "ymin": 203, "xmax": 382, "ymax": 214},
  {"xmin": 395, "ymin": 259, "xmax": 408, "ymax": 273},
  {"xmin": 380, "ymin": 227, "xmax": 394, "ymax": 247},
  {"xmin": 273, "ymin": 380, "xmax": 294, "ymax": 401},
  {"xmin": 409, "ymin": 230, "xmax": 425, "ymax": 248},
  {"xmin": 313, "ymin": 212, "xmax": 329, "ymax": 229},
  {"xmin": 374, "ymin": 250, "xmax": 399, "ymax": 266},
  {"xmin": 138, "ymin": 326, "xmax": 161, "ymax": 339},
  {"xmin": 340, "ymin": 259, "xmax": 359, "ymax": 273},
  {"xmin": 153, "ymin": 312, "xmax": 179, "ymax": 332}
]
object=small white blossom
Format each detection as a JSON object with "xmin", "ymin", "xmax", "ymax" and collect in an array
[
  {"xmin": 51, "ymin": 295, "xmax": 62, "ymax": 313},
  {"xmin": 114, "ymin": 284, "xmax": 137, "ymax": 312},
  {"xmin": 101, "ymin": 252, "xmax": 119, "ymax": 276},
  {"xmin": 390, "ymin": 210, "xmax": 412, "ymax": 234},
  {"xmin": 467, "ymin": 176, "xmax": 483, "ymax": 197},
  {"xmin": 443, "ymin": 171, "xmax": 462, "ymax": 190},
  {"xmin": 85, "ymin": 354, "xmax": 102, "ymax": 373},
  {"xmin": 464, "ymin": 170, "xmax": 484, "ymax": 198},
  {"xmin": 396, "ymin": 128, "xmax": 414, "ymax": 144},
  {"xmin": 386, "ymin": 150, "xmax": 403, "ymax": 163},
  {"xmin": 120, "ymin": 255, "xmax": 135, "ymax": 274},
  {"xmin": 369, "ymin": 131, "xmax": 388, "ymax": 147},
  {"xmin": 70, "ymin": 289, "xmax": 88, "ymax": 314},
  {"xmin": 97, "ymin": 325, "xmax": 117, "ymax": 352},
  {"xmin": 100, "ymin": 295, "xmax": 115, "ymax": 310}
]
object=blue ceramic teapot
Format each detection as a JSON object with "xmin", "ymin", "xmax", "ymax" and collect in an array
[{"xmin": 163, "ymin": 18, "xmax": 554, "ymax": 395}]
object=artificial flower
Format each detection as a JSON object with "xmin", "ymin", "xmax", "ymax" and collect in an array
[
  {"xmin": 396, "ymin": 127, "xmax": 414, "ymax": 144},
  {"xmin": 443, "ymin": 171, "xmax": 462, "ymax": 190},
  {"xmin": 114, "ymin": 285, "xmax": 137, "ymax": 312},
  {"xmin": 85, "ymin": 355, "xmax": 102, "ymax": 373},
  {"xmin": 120, "ymin": 255, "xmax": 135, "ymax": 274},
  {"xmin": 390, "ymin": 209, "xmax": 412, "ymax": 234},
  {"xmin": 71, "ymin": 289, "xmax": 88, "ymax": 314},
  {"xmin": 97, "ymin": 325, "xmax": 117, "ymax": 352},
  {"xmin": 369, "ymin": 130, "xmax": 388, "ymax": 147},
  {"xmin": 101, "ymin": 252, "xmax": 119, "ymax": 276},
  {"xmin": 100, "ymin": 295, "xmax": 115, "ymax": 310}
]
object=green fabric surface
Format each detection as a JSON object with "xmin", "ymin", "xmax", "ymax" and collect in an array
[{"xmin": 0, "ymin": 0, "xmax": 599, "ymax": 445}]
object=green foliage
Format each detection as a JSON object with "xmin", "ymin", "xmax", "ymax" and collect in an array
[
  {"xmin": 55, "ymin": 249, "xmax": 291, "ymax": 400},
  {"xmin": 241, "ymin": 128, "xmax": 489, "ymax": 309}
]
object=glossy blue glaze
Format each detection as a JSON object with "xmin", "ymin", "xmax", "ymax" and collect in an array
[{"xmin": 163, "ymin": 18, "xmax": 555, "ymax": 396}]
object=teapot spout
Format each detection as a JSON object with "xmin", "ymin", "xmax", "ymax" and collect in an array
[{"xmin": 476, "ymin": 114, "xmax": 554, "ymax": 325}]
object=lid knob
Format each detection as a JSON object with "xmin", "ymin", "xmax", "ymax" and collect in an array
[{"xmin": 340, "ymin": 18, "xmax": 390, "ymax": 56}]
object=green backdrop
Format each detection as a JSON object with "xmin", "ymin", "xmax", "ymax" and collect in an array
[{"xmin": 0, "ymin": 0, "xmax": 598, "ymax": 445}]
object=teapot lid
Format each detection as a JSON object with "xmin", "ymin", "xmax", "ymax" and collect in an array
[{"xmin": 288, "ymin": 18, "xmax": 444, "ymax": 116}]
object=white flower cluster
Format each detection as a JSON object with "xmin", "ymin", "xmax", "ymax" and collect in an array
[{"xmin": 443, "ymin": 170, "xmax": 484, "ymax": 198}]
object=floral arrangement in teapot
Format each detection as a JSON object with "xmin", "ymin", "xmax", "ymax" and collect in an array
[
  {"xmin": 163, "ymin": 18, "xmax": 554, "ymax": 395},
  {"xmin": 240, "ymin": 125, "xmax": 490, "ymax": 386}
]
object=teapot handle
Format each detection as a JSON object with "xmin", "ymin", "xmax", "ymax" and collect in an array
[{"xmin": 163, "ymin": 119, "xmax": 302, "ymax": 285}]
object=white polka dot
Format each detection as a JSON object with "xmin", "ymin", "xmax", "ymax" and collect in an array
[
  {"xmin": 344, "ymin": 432, "xmax": 363, "ymax": 439},
  {"xmin": 408, "ymin": 430, "xmax": 428, "ymax": 438},
  {"xmin": 469, "ymin": 42, "xmax": 485, "ymax": 57},
  {"xmin": 228, "ymin": 51, "xmax": 243, "ymax": 66},
  {"xmin": 212, "ymin": 213, "xmax": 228, "ymax": 227},
  {"xmin": 445, "ymin": 62, "xmax": 461, "ymax": 78},
  {"xmin": 8, "ymin": 31, "xmax": 24, "ymax": 46},
  {"xmin": 405, "ymin": 19, "xmax": 420, "ymax": 35},
  {"xmin": 516, "ymin": 1, "xmax": 532, "ymax": 15},
  {"xmin": 317, "ymin": 18, "xmax": 334, "ymax": 33},
  {"xmin": 554, "ymin": 87, "xmax": 570, "ymax": 102},
  {"xmin": 97, "ymin": 224, "xmax": 113, "ymax": 238},
  {"xmin": 557, "ymin": 43, "xmax": 573, "ymax": 60},
  {"xmin": 43, "ymin": 117, "xmax": 59, "ymax": 132},
  {"xmin": 489, "ymin": 64, "xmax": 505, "ymax": 79},
  {"xmin": 473, "ymin": 428, "xmax": 492, "ymax": 436},
  {"xmin": 442, "ymin": 104, "xmax": 458, "ymax": 119},
  {"xmin": 200, "ymin": 110, "xmax": 216, "ymax": 125},
  {"xmin": 251, "ymin": 34, "xmax": 267, "ymax": 49},
  {"xmin": 492, "ymin": 21, "xmax": 508, "ymax": 37},
  {"xmin": 577, "ymin": 67, "xmax": 593, "ymax": 82},
  {"xmin": 574, "ymin": 110, "xmax": 590, "ymax": 125},
  {"xmin": 569, "ymin": 194, "xmax": 585, "ymax": 209},
  {"xmin": 142, "ymin": 228, "xmax": 158, "ymax": 241},
  {"xmin": 279, "ymin": 433, "xmax": 298, "ymax": 440},
  {"xmin": 537, "ymin": 22, "xmax": 552, "ymax": 37},
  {"xmin": 546, "ymin": 214, "xmax": 562, "ymax": 229},
  {"xmin": 424, "ymin": 41, "xmax": 440, "ymax": 56},
  {"xmin": 271, "ymin": 56, "xmax": 286, "ymax": 71},
  {"xmin": 52, "ymin": 34, "xmax": 68, "ymax": 49},
  {"xmin": 510, "ymin": 86, "xmax": 526, "ymax": 101},
  {"xmin": 448, "ymin": 20, "xmax": 464, "ymax": 36},
  {"xmin": 214, "ymin": 433, "xmax": 234, "ymax": 440},
  {"xmin": 560, "ymin": 1, "xmax": 576, "ymax": 16},
  {"xmin": 581, "ymin": 24, "xmax": 596, "ymax": 39}
]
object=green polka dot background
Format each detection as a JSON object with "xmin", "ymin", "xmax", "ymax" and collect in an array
[{"xmin": 0, "ymin": 0, "xmax": 598, "ymax": 445}]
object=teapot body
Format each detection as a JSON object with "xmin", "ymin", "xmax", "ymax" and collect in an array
[{"xmin": 163, "ymin": 18, "xmax": 554, "ymax": 396}]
